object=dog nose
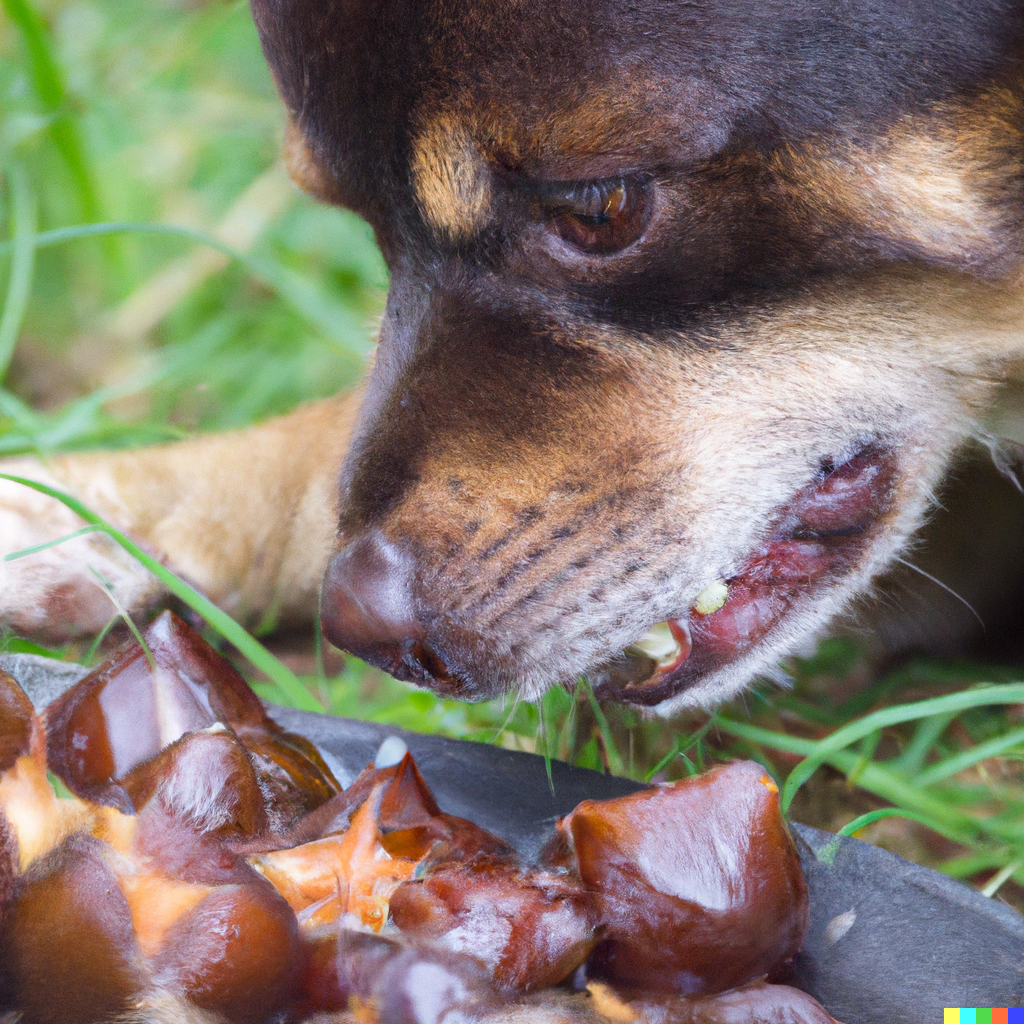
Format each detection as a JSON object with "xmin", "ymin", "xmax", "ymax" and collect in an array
[{"xmin": 320, "ymin": 534, "xmax": 453, "ymax": 687}]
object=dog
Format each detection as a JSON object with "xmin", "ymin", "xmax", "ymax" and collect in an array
[{"xmin": 2, "ymin": 0, "xmax": 1023, "ymax": 717}]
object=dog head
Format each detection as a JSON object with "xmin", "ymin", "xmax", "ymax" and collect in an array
[{"xmin": 251, "ymin": 0, "xmax": 1024, "ymax": 712}]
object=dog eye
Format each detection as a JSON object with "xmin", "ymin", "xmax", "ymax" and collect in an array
[{"xmin": 536, "ymin": 176, "xmax": 650, "ymax": 255}]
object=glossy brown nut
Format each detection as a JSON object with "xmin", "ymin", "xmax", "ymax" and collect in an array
[
  {"xmin": 0, "ymin": 812, "xmax": 15, "ymax": 929},
  {"xmin": 372, "ymin": 941, "xmax": 500, "ymax": 1024},
  {"xmin": 237, "ymin": 727, "xmax": 343, "ymax": 833},
  {"xmin": 1, "ymin": 833, "xmax": 142, "ymax": 1024},
  {"xmin": 299, "ymin": 753, "xmax": 440, "ymax": 843},
  {"xmin": 149, "ymin": 878, "xmax": 301, "ymax": 1024},
  {"xmin": 280, "ymin": 761, "xmax": 400, "ymax": 847},
  {"xmin": 123, "ymin": 737, "xmax": 269, "ymax": 893},
  {"xmin": 381, "ymin": 811, "xmax": 515, "ymax": 866},
  {"xmin": 297, "ymin": 927, "xmax": 406, "ymax": 1014},
  {"xmin": 297, "ymin": 927, "xmax": 502, "ymax": 1020},
  {"xmin": 625, "ymin": 980, "xmax": 844, "ymax": 1023},
  {"xmin": 391, "ymin": 861, "xmax": 595, "ymax": 991},
  {"xmin": 560, "ymin": 760, "xmax": 808, "ymax": 994},
  {"xmin": 377, "ymin": 755, "xmax": 513, "ymax": 864},
  {"xmin": 281, "ymin": 753, "xmax": 511, "ymax": 866},
  {"xmin": 125, "ymin": 727, "xmax": 269, "ymax": 842},
  {"xmin": 44, "ymin": 611, "xmax": 270, "ymax": 809},
  {"xmin": 44, "ymin": 611, "xmax": 340, "ymax": 821},
  {"xmin": 0, "ymin": 670, "xmax": 34, "ymax": 774}
]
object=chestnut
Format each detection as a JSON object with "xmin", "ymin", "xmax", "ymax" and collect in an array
[
  {"xmin": 148, "ymin": 878, "xmax": 301, "ymax": 1023},
  {"xmin": 391, "ymin": 860, "xmax": 595, "ymax": 991},
  {"xmin": 1, "ymin": 834, "xmax": 141, "ymax": 1024},
  {"xmin": 124, "ymin": 726, "xmax": 269, "ymax": 848},
  {"xmin": 619, "ymin": 980, "xmax": 843, "ymax": 1022},
  {"xmin": 0, "ymin": 669, "xmax": 34, "ymax": 773},
  {"xmin": 44, "ymin": 611, "xmax": 339, "ymax": 826},
  {"xmin": 557, "ymin": 760, "xmax": 808, "ymax": 995},
  {"xmin": 0, "ymin": 673, "xmax": 103, "ymax": 873},
  {"xmin": 0, "ymin": 812, "xmax": 15, "ymax": 929},
  {"xmin": 298, "ymin": 927, "xmax": 500, "ymax": 1021}
]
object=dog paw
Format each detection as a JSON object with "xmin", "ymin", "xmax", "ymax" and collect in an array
[{"xmin": 0, "ymin": 459, "xmax": 163, "ymax": 642}]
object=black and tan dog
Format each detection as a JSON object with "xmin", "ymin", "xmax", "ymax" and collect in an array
[{"xmin": 2, "ymin": 0, "xmax": 1024, "ymax": 715}]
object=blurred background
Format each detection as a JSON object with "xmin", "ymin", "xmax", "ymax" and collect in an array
[{"xmin": 3, "ymin": 0, "xmax": 1024, "ymax": 908}]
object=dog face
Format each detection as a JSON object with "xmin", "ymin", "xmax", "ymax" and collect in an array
[{"xmin": 251, "ymin": 0, "xmax": 1024, "ymax": 712}]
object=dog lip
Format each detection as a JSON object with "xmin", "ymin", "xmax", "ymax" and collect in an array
[{"xmin": 592, "ymin": 444, "xmax": 899, "ymax": 706}]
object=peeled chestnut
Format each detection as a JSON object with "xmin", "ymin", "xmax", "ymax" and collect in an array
[
  {"xmin": 298, "ymin": 928, "xmax": 500, "ymax": 1023},
  {"xmin": 557, "ymin": 760, "xmax": 808, "ymax": 994},
  {"xmin": 148, "ymin": 878, "xmax": 301, "ymax": 1022},
  {"xmin": 0, "ymin": 813, "xmax": 16, "ymax": 931},
  {"xmin": 125, "ymin": 726, "xmax": 269, "ymax": 849},
  {"xmin": 0, "ymin": 672, "xmax": 105, "ymax": 874}
]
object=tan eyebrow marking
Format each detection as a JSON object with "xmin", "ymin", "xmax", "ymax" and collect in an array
[
  {"xmin": 777, "ymin": 86, "xmax": 1024, "ymax": 272},
  {"xmin": 410, "ymin": 117, "xmax": 492, "ymax": 240}
]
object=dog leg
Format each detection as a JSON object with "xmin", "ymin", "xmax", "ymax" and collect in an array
[{"xmin": 0, "ymin": 393, "xmax": 359, "ymax": 641}]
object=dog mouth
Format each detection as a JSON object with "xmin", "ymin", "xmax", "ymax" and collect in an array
[
  {"xmin": 589, "ymin": 445, "xmax": 898, "ymax": 707},
  {"xmin": 324, "ymin": 444, "xmax": 898, "ymax": 707}
]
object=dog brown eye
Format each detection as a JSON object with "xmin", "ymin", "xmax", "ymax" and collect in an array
[{"xmin": 537, "ymin": 177, "xmax": 650, "ymax": 255}]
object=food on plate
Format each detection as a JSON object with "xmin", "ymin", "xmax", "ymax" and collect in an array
[
  {"xmin": 0, "ymin": 618, "xmax": 843, "ymax": 1024},
  {"xmin": 44, "ymin": 611, "xmax": 340, "ymax": 828},
  {"xmin": 390, "ymin": 858, "xmax": 596, "ymax": 991},
  {"xmin": 551, "ymin": 761, "xmax": 807, "ymax": 993}
]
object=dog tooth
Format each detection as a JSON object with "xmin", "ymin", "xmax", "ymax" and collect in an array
[
  {"xmin": 693, "ymin": 580, "xmax": 729, "ymax": 616},
  {"xmin": 627, "ymin": 621, "xmax": 682, "ymax": 668}
]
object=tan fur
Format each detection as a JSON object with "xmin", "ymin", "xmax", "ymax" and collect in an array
[
  {"xmin": 777, "ymin": 86, "xmax": 1024, "ymax": 273},
  {"xmin": 3, "ymin": 15, "xmax": 1024, "ymax": 714},
  {"xmin": 0, "ymin": 394, "xmax": 359, "ymax": 639},
  {"xmin": 410, "ymin": 116, "xmax": 493, "ymax": 239},
  {"xmin": 284, "ymin": 118, "xmax": 340, "ymax": 204}
]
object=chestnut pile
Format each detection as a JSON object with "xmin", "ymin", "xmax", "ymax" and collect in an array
[{"xmin": 0, "ymin": 613, "xmax": 844, "ymax": 1024}]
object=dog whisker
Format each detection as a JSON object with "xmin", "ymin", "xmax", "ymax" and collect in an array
[{"xmin": 893, "ymin": 556, "xmax": 985, "ymax": 629}]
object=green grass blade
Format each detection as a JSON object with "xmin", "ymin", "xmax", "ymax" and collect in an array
[
  {"xmin": 644, "ymin": 736, "xmax": 682, "ymax": 783},
  {"xmin": 87, "ymin": 566, "xmax": 156, "ymax": 671},
  {"xmin": 584, "ymin": 683, "xmax": 626, "ymax": 776},
  {"xmin": 891, "ymin": 711, "xmax": 957, "ymax": 777},
  {"xmin": 0, "ymin": 162, "xmax": 38, "ymax": 381},
  {"xmin": 836, "ymin": 806, "xmax": 939, "ymax": 839},
  {"xmin": 0, "ymin": 472, "xmax": 322, "ymax": 713},
  {"xmin": 83, "ymin": 614, "xmax": 119, "ymax": 666},
  {"xmin": 779, "ymin": 684, "xmax": 1024, "ymax": 814},
  {"xmin": 914, "ymin": 725, "xmax": 1024, "ymax": 787},
  {"xmin": 981, "ymin": 859, "xmax": 1022, "ymax": 898},
  {"xmin": 814, "ymin": 809, "xmax": 939, "ymax": 865},
  {"xmin": 4, "ymin": 524, "xmax": 103, "ymax": 560},
  {"xmin": 0, "ymin": 222, "xmax": 372, "ymax": 357},
  {"xmin": 1, "ymin": 0, "xmax": 104, "ymax": 227},
  {"xmin": 1, "ymin": 0, "xmax": 65, "ymax": 107}
]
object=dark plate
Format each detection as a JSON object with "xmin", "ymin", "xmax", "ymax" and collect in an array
[{"xmin": 5, "ymin": 653, "xmax": 1024, "ymax": 1024}]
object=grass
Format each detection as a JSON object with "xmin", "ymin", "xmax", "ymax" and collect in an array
[{"xmin": 2, "ymin": 0, "xmax": 1024, "ymax": 910}]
